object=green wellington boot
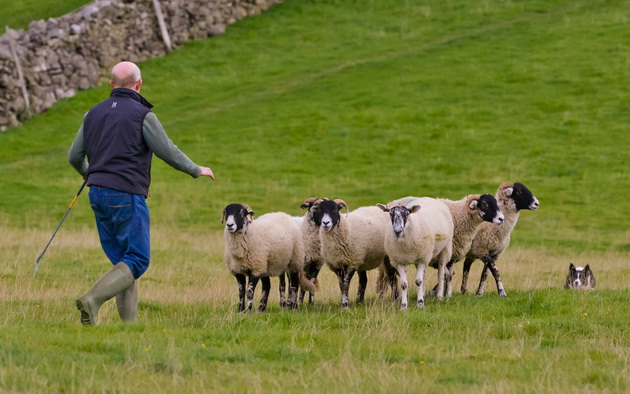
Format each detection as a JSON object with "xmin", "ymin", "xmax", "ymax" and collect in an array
[
  {"xmin": 116, "ymin": 280, "xmax": 138, "ymax": 322},
  {"xmin": 76, "ymin": 262, "xmax": 135, "ymax": 326}
]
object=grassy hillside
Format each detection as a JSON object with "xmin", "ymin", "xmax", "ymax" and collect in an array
[
  {"xmin": 1, "ymin": 0, "xmax": 629, "ymax": 253},
  {"xmin": 1, "ymin": 0, "xmax": 629, "ymax": 392}
]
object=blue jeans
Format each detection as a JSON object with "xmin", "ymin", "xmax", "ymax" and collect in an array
[{"xmin": 88, "ymin": 187, "xmax": 150, "ymax": 279}]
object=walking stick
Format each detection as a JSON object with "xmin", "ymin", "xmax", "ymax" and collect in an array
[{"xmin": 34, "ymin": 178, "xmax": 88, "ymax": 277}]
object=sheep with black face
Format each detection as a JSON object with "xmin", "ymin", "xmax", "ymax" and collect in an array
[
  {"xmin": 461, "ymin": 182, "xmax": 540, "ymax": 297},
  {"xmin": 315, "ymin": 198, "xmax": 391, "ymax": 310},
  {"xmin": 377, "ymin": 198, "xmax": 454, "ymax": 310},
  {"xmin": 222, "ymin": 203, "xmax": 316, "ymax": 312},
  {"xmin": 381, "ymin": 194, "xmax": 504, "ymax": 298},
  {"xmin": 298, "ymin": 197, "xmax": 324, "ymax": 305}
]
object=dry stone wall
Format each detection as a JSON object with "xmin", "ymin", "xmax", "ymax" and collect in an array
[{"xmin": 0, "ymin": 0, "xmax": 283, "ymax": 131}]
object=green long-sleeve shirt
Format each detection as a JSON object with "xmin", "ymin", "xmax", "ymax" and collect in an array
[{"xmin": 68, "ymin": 112, "xmax": 201, "ymax": 180}]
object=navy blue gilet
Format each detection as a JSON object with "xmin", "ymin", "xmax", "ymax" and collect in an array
[{"xmin": 83, "ymin": 89, "xmax": 154, "ymax": 197}]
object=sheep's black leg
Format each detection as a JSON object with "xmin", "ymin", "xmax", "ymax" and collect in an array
[
  {"xmin": 485, "ymin": 257, "xmax": 507, "ymax": 297},
  {"xmin": 476, "ymin": 261, "xmax": 491, "ymax": 296},
  {"xmin": 332, "ymin": 267, "xmax": 345, "ymax": 308},
  {"xmin": 445, "ymin": 260, "xmax": 456, "ymax": 298},
  {"xmin": 299, "ymin": 263, "xmax": 310, "ymax": 305},
  {"xmin": 356, "ymin": 270, "xmax": 368, "ymax": 304},
  {"xmin": 288, "ymin": 271, "xmax": 299, "ymax": 311},
  {"xmin": 300, "ymin": 261, "xmax": 321, "ymax": 305},
  {"xmin": 307, "ymin": 264, "xmax": 321, "ymax": 305},
  {"xmin": 461, "ymin": 257, "xmax": 475, "ymax": 294},
  {"xmin": 335, "ymin": 268, "xmax": 344, "ymax": 292},
  {"xmin": 235, "ymin": 274, "xmax": 246, "ymax": 312},
  {"xmin": 258, "ymin": 277, "xmax": 271, "ymax": 312},
  {"xmin": 279, "ymin": 273, "xmax": 287, "ymax": 308},
  {"xmin": 246, "ymin": 275, "xmax": 259, "ymax": 312},
  {"xmin": 341, "ymin": 268, "xmax": 355, "ymax": 310},
  {"xmin": 382, "ymin": 256, "xmax": 399, "ymax": 301},
  {"xmin": 299, "ymin": 285, "xmax": 306, "ymax": 305}
]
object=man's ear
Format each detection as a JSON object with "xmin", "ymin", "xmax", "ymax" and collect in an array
[
  {"xmin": 109, "ymin": 80, "xmax": 116, "ymax": 89},
  {"xmin": 135, "ymin": 79, "xmax": 143, "ymax": 92}
]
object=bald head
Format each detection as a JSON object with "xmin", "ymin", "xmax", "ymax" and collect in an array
[{"xmin": 110, "ymin": 61, "xmax": 142, "ymax": 91}]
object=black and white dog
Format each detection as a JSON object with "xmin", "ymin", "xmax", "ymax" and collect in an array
[{"xmin": 564, "ymin": 263, "xmax": 596, "ymax": 290}]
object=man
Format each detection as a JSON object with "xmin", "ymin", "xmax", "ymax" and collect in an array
[{"xmin": 68, "ymin": 61, "xmax": 214, "ymax": 325}]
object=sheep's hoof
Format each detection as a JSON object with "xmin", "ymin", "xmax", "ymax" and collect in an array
[
  {"xmin": 499, "ymin": 290, "xmax": 507, "ymax": 297},
  {"xmin": 400, "ymin": 304, "xmax": 408, "ymax": 311},
  {"xmin": 341, "ymin": 303, "xmax": 349, "ymax": 310},
  {"xmin": 416, "ymin": 301, "xmax": 425, "ymax": 308},
  {"xmin": 476, "ymin": 290, "xmax": 484, "ymax": 297},
  {"xmin": 279, "ymin": 300, "xmax": 287, "ymax": 308},
  {"xmin": 257, "ymin": 305, "xmax": 267, "ymax": 313}
]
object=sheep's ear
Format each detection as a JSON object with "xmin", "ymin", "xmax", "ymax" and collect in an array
[
  {"xmin": 409, "ymin": 205, "xmax": 421, "ymax": 214},
  {"xmin": 584, "ymin": 264, "xmax": 591, "ymax": 273},
  {"xmin": 376, "ymin": 203, "xmax": 390, "ymax": 212},
  {"xmin": 466, "ymin": 197, "xmax": 479, "ymax": 214},
  {"xmin": 220, "ymin": 208, "xmax": 226, "ymax": 223},
  {"xmin": 569, "ymin": 263, "xmax": 575, "ymax": 271},
  {"xmin": 246, "ymin": 210, "xmax": 255, "ymax": 223}
]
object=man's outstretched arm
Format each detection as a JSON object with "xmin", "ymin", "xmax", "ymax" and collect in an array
[{"xmin": 143, "ymin": 112, "xmax": 214, "ymax": 179}]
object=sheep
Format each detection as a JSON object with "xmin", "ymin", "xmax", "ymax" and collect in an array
[
  {"xmin": 379, "ymin": 194, "xmax": 504, "ymax": 298},
  {"xmin": 298, "ymin": 197, "xmax": 324, "ymax": 305},
  {"xmin": 461, "ymin": 182, "xmax": 540, "ymax": 297},
  {"xmin": 315, "ymin": 198, "xmax": 391, "ymax": 310},
  {"xmin": 377, "ymin": 198, "xmax": 454, "ymax": 310},
  {"xmin": 222, "ymin": 203, "xmax": 317, "ymax": 312},
  {"xmin": 564, "ymin": 263, "xmax": 596, "ymax": 290}
]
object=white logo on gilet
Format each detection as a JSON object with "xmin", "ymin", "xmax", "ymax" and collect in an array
[{"xmin": 111, "ymin": 102, "xmax": 117, "ymax": 108}]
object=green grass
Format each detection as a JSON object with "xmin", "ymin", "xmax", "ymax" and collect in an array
[
  {"xmin": 1, "ymin": 0, "xmax": 630, "ymax": 391},
  {"xmin": 0, "ymin": 0, "xmax": 88, "ymax": 30}
]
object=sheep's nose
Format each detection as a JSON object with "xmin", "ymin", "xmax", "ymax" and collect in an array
[
  {"xmin": 531, "ymin": 200, "xmax": 540, "ymax": 210},
  {"xmin": 322, "ymin": 220, "xmax": 330, "ymax": 227},
  {"xmin": 226, "ymin": 223, "xmax": 234, "ymax": 230},
  {"xmin": 394, "ymin": 229, "xmax": 403, "ymax": 237}
]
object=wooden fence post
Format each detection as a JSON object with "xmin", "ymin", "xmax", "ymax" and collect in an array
[
  {"xmin": 6, "ymin": 26, "xmax": 31, "ymax": 118},
  {"xmin": 152, "ymin": 0, "xmax": 173, "ymax": 53}
]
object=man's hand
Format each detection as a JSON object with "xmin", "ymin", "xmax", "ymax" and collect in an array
[{"xmin": 199, "ymin": 166, "xmax": 215, "ymax": 180}]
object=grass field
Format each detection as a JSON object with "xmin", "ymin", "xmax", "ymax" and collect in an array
[{"xmin": 1, "ymin": 0, "xmax": 629, "ymax": 392}]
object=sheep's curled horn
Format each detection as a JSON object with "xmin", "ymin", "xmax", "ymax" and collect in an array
[
  {"xmin": 499, "ymin": 182, "xmax": 515, "ymax": 201},
  {"xmin": 334, "ymin": 199, "xmax": 350, "ymax": 217},
  {"xmin": 301, "ymin": 197, "xmax": 318, "ymax": 209},
  {"xmin": 466, "ymin": 194, "xmax": 481, "ymax": 214}
]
